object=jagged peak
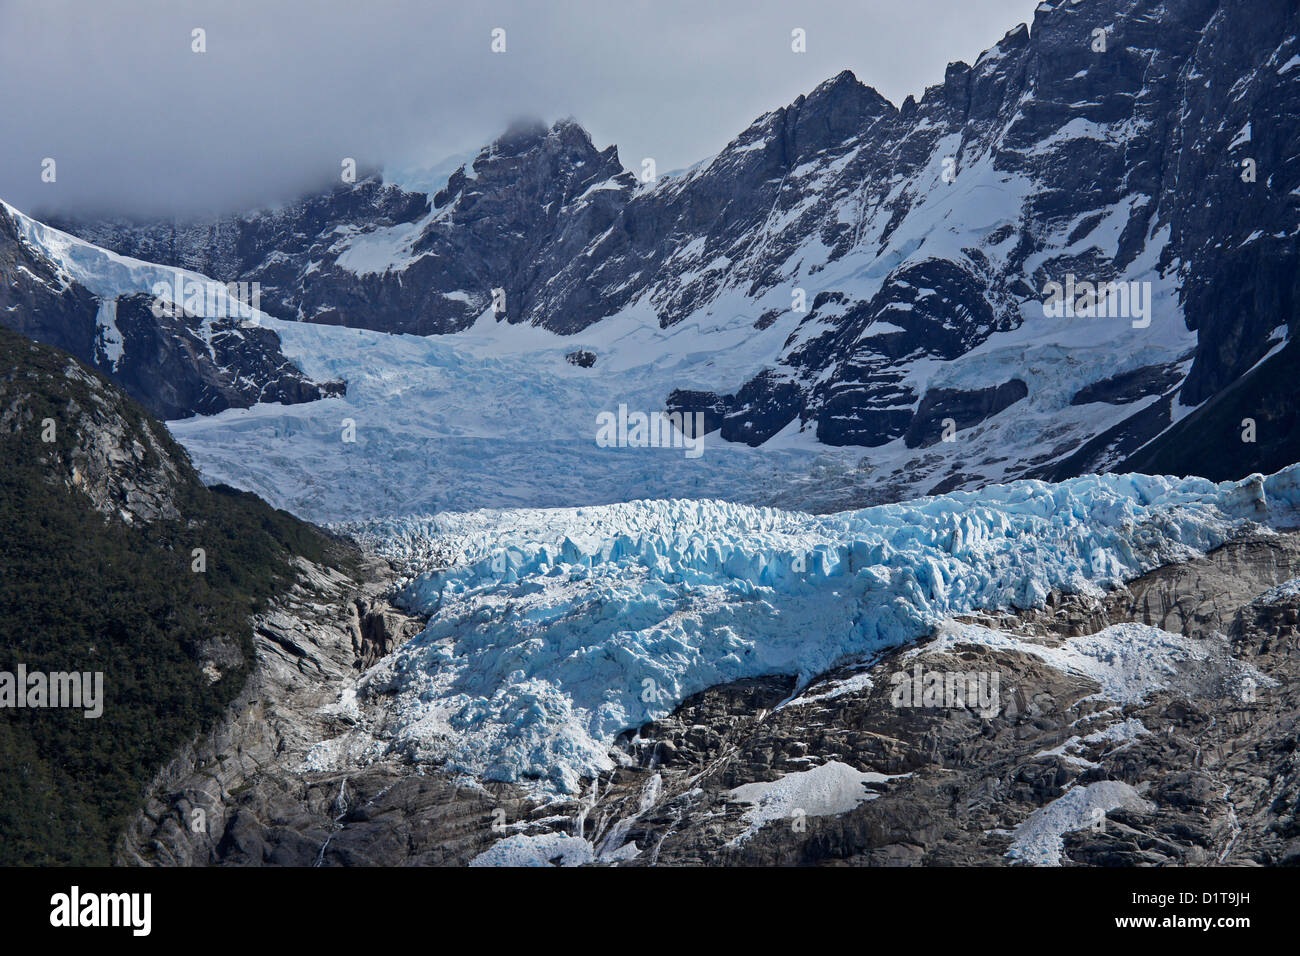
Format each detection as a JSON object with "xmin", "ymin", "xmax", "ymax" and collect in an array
[
  {"xmin": 807, "ymin": 69, "xmax": 864, "ymax": 98},
  {"xmin": 549, "ymin": 116, "xmax": 591, "ymax": 139},
  {"xmin": 800, "ymin": 67, "xmax": 894, "ymax": 115},
  {"xmin": 490, "ymin": 117, "xmax": 551, "ymax": 156},
  {"xmin": 973, "ymin": 19, "xmax": 1032, "ymax": 68},
  {"xmin": 476, "ymin": 116, "xmax": 602, "ymax": 164}
]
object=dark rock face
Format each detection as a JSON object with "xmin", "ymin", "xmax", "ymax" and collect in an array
[
  {"xmin": 105, "ymin": 294, "xmax": 345, "ymax": 420},
  {"xmin": 1121, "ymin": 336, "xmax": 1300, "ymax": 481},
  {"xmin": 56, "ymin": 122, "xmax": 635, "ymax": 337},
  {"xmin": 0, "ymin": 325, "xmax": 185, "ymax": 523},
  {"xmin": 565, "ymin": 349, "xmax": 596, "ymax": 368},
  {"xmin": 0, "ymin": 206, "xmax": 100, "ymax": 355},
  {"xmin": 1162, "ymin": 2, "xmax": 1300, "ymax": 407},
  {"xmin": 904, "ymin": 379, "xmax": 1028, "ymax": 449},
  {"xmin": 666, "ymin": 388, "xmax": 732, "ymax": 435},
  {"xmin": 721, "ymin": 371, "xmax": 804, "ymax": 446},
  {"xmin": 1032, "ymin": 390, "xmax": 1178, "ymax": 483},
  {"xmin": 701, "ymin": 0, "xmax": 1297, "ymax": 459},
  {"xmin": 0, "ymin": 206, "xmax": 343, "ymax": 421},
  {"xmin": 1070, "ymin": 364, "xmax": 1182, "ymax": 406}
]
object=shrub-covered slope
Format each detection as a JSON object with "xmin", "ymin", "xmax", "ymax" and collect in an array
[{"xmin": 0, "ymin": 325, "xmax": 356, "ymax": 864}]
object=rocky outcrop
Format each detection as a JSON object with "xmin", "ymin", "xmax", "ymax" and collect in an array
[
  {"xmin": 1120, "ymin": 336, "xmax": 1300, "ymax": 482},
  {"xmin": 904, "ymin": 379, "xmax": 1028, "ymax": 449},
  {"xmin": 565, "ymin": 349, "xmax": 597, "ymax": 369},
  {"xmin": 1070, "ymin": 364, "xmax": 1183, "ymax": 406},
  {"xmin": 88, "ymin": 293, "xmax": 345, "ymax": 420},
  {"xmin": 0, "ymin": 325, "xmax": 185, "ymax": 522},
  {"xmin": 666, "ymin": 388, "xmax": 732, "ymax": 436},
  {"xmin": 351, "ymin": 596, "xmax": 423, "ymax": 670},
  {"xmin": 0, "ymin": 203, "xmax": 344, "ymax": 420},
  {"xmin": 122, "ymin": 558, "xmax": 600, "ymax": 866}
]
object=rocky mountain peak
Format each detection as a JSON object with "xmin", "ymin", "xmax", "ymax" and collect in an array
[
  {"xmin": 782, "ymin": 69, "xmax": 896, "ymax": 163},
  {"xmin": 435, "ymin": 117, "xmax": 625, "ymax": 213}
]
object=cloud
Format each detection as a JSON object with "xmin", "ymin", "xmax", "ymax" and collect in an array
[{"xmin": 0, "ymin": 0, "xmax": 1039, "ymax": 218}]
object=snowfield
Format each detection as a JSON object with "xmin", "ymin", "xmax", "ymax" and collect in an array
[
  {"xmin": 166, "ymin": 312, "xmax": 835, "ymax": 522},
  {"xmin": 305, "ymin": 466, "xmax": 1300, "ymax": 795},
  {"xmin": 155, "ymin": 249, "xmax": 1197, "ymax": 524},
  {"xmin": 1007, "ymin": 780, "xmax": 1155, "ymax": 866},
  {"xmin": 727, "ymin": 761, "xmax": 902, "ymax": 846}
]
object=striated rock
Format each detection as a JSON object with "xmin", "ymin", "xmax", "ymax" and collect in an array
[
  {"xmin": 1070, "ymin": 364, "xmax": 1183, "ymax": 406},
  {"xmin": 125, "ymin": 526, "xmax": 1300, "ymax": 867},
  {"xmin": 904, "ymin": 379, "xmax": 1028, "ymax": 449},
  {"xmin": 118, "ymin": 554, "xmax": 449, "ymax": 866}
]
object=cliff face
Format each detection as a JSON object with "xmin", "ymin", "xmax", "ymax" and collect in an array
[
  {"xmin": 0, "ymin": 326, "xmax": 364, "ymax": 865},
  {"xmin": 0, "ymin": 322, "xmax": 201, "ymax": 522},
  {"xmin": 0, "ymin": 203, "xmax": 343, "ymax": 421},
  {"xmin": 118, "ymin": 556, "xmax": 429, "ymax": 867}
]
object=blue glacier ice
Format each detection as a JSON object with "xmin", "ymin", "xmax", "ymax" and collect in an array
[{"xmin": 335, "ymin": 467, "xmax": 1300, "ymax": 793}]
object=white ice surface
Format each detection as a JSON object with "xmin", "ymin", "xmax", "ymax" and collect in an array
[
  {"xmin": 468, "ymin": 832, "xmax": 594, "ymax": 867},
  {"xmin": 309, "ymin": 466, "xmax": 1300, "ymax": 795},
  {"xmin": 1007, "ymin": 780, "xmax": 1154, "ymax": 866},
  {"xmin": 727, "ymin": 761, "xmax": 898, "ymax": 844}
]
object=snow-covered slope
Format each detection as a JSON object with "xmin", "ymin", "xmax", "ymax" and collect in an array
[
  {"xmin": 42, "ymin": 0, "xmax": 1299, "ymax": 508},
  {"xmin": 303, "ymin": 465, "xmax": 1299, "ymax": 794},
  {"xmin": 164, "ymin": 309, "xmax": 837, "ymax": 521},
  {"xmin": 0, "ymin": 200, "xmax": 338, "ymax": 419},
  {"xmin": 158, "ymin": 277, "xmax": 1188, "ymax": 524}
]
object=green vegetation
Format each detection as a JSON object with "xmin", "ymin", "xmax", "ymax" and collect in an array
[{"xmin": 0, "ymin": 327, "xmax": 355, "ymax": 864}]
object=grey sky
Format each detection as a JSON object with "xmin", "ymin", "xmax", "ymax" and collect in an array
[{"xmin": 1, "ymin": 0, "xmax": 1040, "ymax": 219}]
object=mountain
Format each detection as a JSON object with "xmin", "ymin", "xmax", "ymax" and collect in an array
[
  {"xmin": 37, "ymin": 0, "xmax": 1300, "ymax": 508},
  {"xmin": 4, "ymin": 0, "xmax": 1298, "ymax": 870},
  {"xmin": 0, "ymin": 325, "xmax": 366, "ymax": 864},
  {"xmin": 0, "ymin": 201, "xmax": 343, "ymax": 420}
]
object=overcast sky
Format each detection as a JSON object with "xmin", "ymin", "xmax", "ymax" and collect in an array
[{"xmin": 0, "ymin": 0, "xmax": 1040, "ymax": 219}]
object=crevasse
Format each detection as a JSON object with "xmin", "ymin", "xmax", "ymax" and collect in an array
[{"xmin": 334, "ymin": 467, "xmax": 1299, "ymax": 794}]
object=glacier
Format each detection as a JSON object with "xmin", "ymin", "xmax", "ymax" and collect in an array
[
  {"xmin": 314, "ymin": 465, "xmax": 1300, "ymax": 795},
  {"xmin": 156, "ymin": 214, "xmax": 1198, "ymax": 524},
  {"xmin": 2, "ymin": 139, "xmax": 1202, "ymax": 525}
]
